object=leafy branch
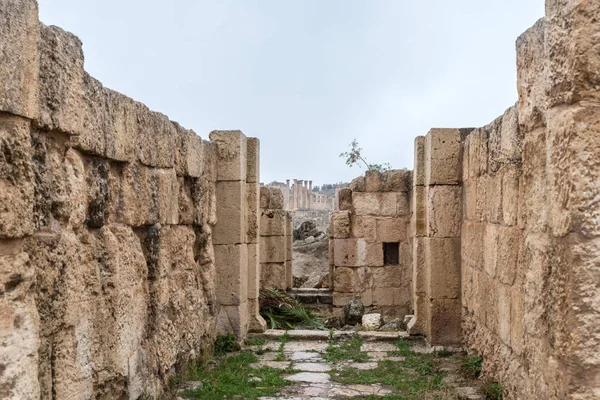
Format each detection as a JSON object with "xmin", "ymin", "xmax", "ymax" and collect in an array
[{"xmin": 339, "ymin": 139, "xmax": 391, "ymax": 172}]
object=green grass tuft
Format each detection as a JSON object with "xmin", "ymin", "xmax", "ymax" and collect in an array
[
  {"xmin": 324, "ymin": 334, "xmax": 370, "ymax": 363},
  {"xmin": 214, "ymin": 334, "xmax": 240, "ymax": 356},
  {"xmin": 483, "ymin": 381, "xmax": 503, "ymax": 400},
  {"xmin": 459, "ymin": 354, "xmax": 483, "ymax": 379}
]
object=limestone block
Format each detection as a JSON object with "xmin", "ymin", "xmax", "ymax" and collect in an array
[
  {"xmin": 37, "ymin": 24, "xmax": 84, "ymax": 133},
  {"xmin": 352, "ymin": 192, "xmax": 403, "ymax": 217},
  {"xmin": 259, "ymin": 186, "xmax": 270, "ymax": 209},
  {"xmin": 349, "ymin": 176, "xmax": 365, "ymax": 192},
  {"xmin": 362, "ymin": 313, "xmax": 382, "ymax": 330},
  {"xmin": 214, "ymin": 180, "xmax": 245, "ymax": 245},
  {"xmin": 497, "ymin": 283, "xmax": 511, "ymax": 347},
  {"xmin": 0, "ymin": 0, "xmax": 39, "ymax": 119},
  {"xmin": 412, "ymin": 237, "xmax": 426, "ymax": 295},
  {"xmin": 64, "ymin": 148, "xmax": 86, "ymax": 229},
  {"xmin": 135, "ymin": 103, "xmax": 175, "ymax": 168},
  {"xmin": 371, "ymin": 265, "xmax": 407, "ymax": 289},
  {"xmin": 0, "ymin": 251, "xmax": 40, "ymax": 399},
  {"xmin": 260, "ymin": 209, "xmax": 286, "ymax": 237},
  {"xmin": 286, "ymin": 214, "xmax": 293, "ymax": 261},
  {"xmin": 178, "ymin": 177, "xmax": 195, "ymax": 224},
  {"xmin": 261, "ymin": 262, "xmax": 286, "ymax": 289},
  {"xmin": 209, "ymin": 130, "xmax": 247, "ymax": 181},
  {"xmin": 408, "ymin": 292, "xmax": 428, "ymax": 335},
  {"xmin": 338, "ymin": 188, "xmax": 353, "ymax": 210},
  {"xmin": 521, "ymin": 128, "xmax": 548, "ymax": 232},
  {"xmin": 375, "ymin": 217, "xmax": 405, "ymax": 243},
  {"xmin": 214, "ymin": 244, "xmax": 248, "ymax": 306},
  {"xmin": 246, "ymin": 137, "xmax": 260, "ymax": 183},
  {"xmin": 285, "ymin": 260, "xmax": 292, "ymax": 289},
  {"xmin": 248, "ymin": 298, "xmax": 267, "ymax": 333},
  {"xmin": 365, "ymin": 170, "xmax": 383, "ymax": 192},
  {"xmin": 428, "ymin": 298, "xmax": 461, "ymax": 346},
  {"xmin": 545, "ymin": 1, "xmax": 600, "ymax": 107},
  {"xmin": 105, "ymin": 89, "xmax": 137, "ymax": 162},
  {"xmin": 464, "ymin": 179, "xmax": 478, "ymax": 222},
  {"xmin": 516, "ymin": 19, "xmax": 546, "ymax": 133},
  {"xmin": 0, "ymin": 115, "xmax": 34, "ymax": 238},
  {"xmin": 202, "ymin": 140, "xmax": 218, "ymax": 183},
  {"xmin": 501, "ymin": 165, "xmax": 520, "ymax": 226},
  {"xmin": 333, "ymin": 238, "xmax": 383, "ymax": 267},
  {"xmin": 173, "ymin": 123, "xmax": 203, "ymax": 177},
  {"xmin": 333, "ymin": 266, "xmax": 355, "ymax": 293},
  {"xmin": 247, "ymin": 243, "xmax": 259, "ymax": 300},
  {"xmin": 397, "ymin": 193, "xmax": 410, "ymax": 216},
  {"xmin": 217, "ymin": 303, "xmax": 249, "ymax": 339},
  {"xmin": 246, "ymin": 183, "xmax": 260, "ymax": 243},
  {"xmin": 483, "ymin": 224, "xmax": 499, "ymax": 278},
  {"xmin": 411, "ymin": 185, "xmax": 427, "ymax": 236},
  {"xmin": 461, "ymin": 221, "xmax": 485, "ymax": 271},
  {"xmin": 351, "ymin": 215, "xmax": 376, "ymax": 242},
  {"xmin": 191, "ymin": 177, "xmax": 217, "ymax": 227},
  {"xmin": 495, "ymin": 226, "xmax": 521, "ymax": 285},
  {"xmin": 510, "ymin": 287, "xmax": 525, "ymax": 355},
  {"xmin": 499, "ymin": 106, "xmax": 522, "ymax": 163},
  {"xmin": 427, "ymin": 185, "xmax": 462, "ymax": 238},
  {"xmin": 425, "ymin": 237, "xmax": 461, "ymax": 299},
  {"xmin": 84, "ymin": 157, "xmax": 110, "ymax": 228},
  {"xmin": 413, "ymin": 136, "xmax": 426, "ymax": 186},
  {"xmin": 260, "ymin": 235, "xmax": 286, "ymax": 263},
  {"xmin": 425, "ymin": 128, "xmax": 462, "ymax": 186},
  {"xmin": 331, "ymin": 211, "xmax": 351, "ymax": 239},
  {"xmin": 155, "ymin": 169, "xmax": 179, "ymax": 225},
  {"xmin": 269, "ymin": 188, "xmax": 284, "ymax": 210},
  {"xmin": 485, "ymin": 172, "xmax": 503, "ymax": 224},
  {"xmin": 465, "ymin": 131, "xmax": 480, "ymax": 181},
  {"xmin": 382, "ymin": 169, "xmax": 411, "ymax": 192}
]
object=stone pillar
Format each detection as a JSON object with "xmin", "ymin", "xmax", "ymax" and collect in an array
[
  {"xmin": 285, "ymin": 212, "xmax": 293, "ymax": 289},
  {"xmin": 245, "ymin": 137, "xmax": 267, "ymax": 333},
  {"xmin": 308, "ymin": 180, "xmax": 313, "ymax": 210},
  {"xmin": 259, "ymin": 188, "xmax": 288, "ymax": 290},
  {"xmin": 420, "ymin": 129, "xmax": 464, "ymax": 346},
  {"xmin": 210, "ymin": 130, "xmax": 250, "ymax": 339},
  {"xmin": 285, "ymin": 179, "xmax": 290, "ymax": 210},
  {"xmin": 293, "ymin": 179, "xmax": 299, "ymax": 210}
]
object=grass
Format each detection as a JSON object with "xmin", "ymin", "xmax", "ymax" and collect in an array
[
  {"xmin": 179, "ymin": 351, "xmax": 295, "ymax": 400},
  {"xmin": 214, "ymin": 334, "xmax": 240, "ymax": 356},
  {"xmin": 483, "ymin": 381, "xmax": 503, "ymax": 399},
  {"xmin": 459, "ymin": 354, "xmax": 483, "ymax": 379},
  {"xmin": 259, "ymin": 287, "xmax": 325, "ymax": 330},
  {"xmin": 330, "ymin": 336, "xmax": 448, "ymax": 399},
  {"xmin": 324, "ymin": 334, "xmax": 370, "ymax": 363},
  {"xmin": 274, "ymin": 331, "xmax": 291, "ymax": 361}
]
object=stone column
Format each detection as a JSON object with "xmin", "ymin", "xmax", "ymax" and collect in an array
[
  {"xmin": 285, "ymin": 212, "xmax": 293, "ymax": 289},
  {"xmin": 285, "ymin": 179, "xmax": 290, "ymax": 210},
  {"xmin": 308, "ymin": 180, "xmax": 313, "ymax": 210},
  {"xmin": 210, "ymin": 130, "xmax": 250, "ymax": 339},
  {"xmin": 292, "ymin": 179, "xmax": 299, "ymax": 210},
  {"xmin": 420, "ymin": 129, "xmax": 464, "ymax": 346},
  {"xmin": 245, "ymin": 137, "xmax": 267, "ymax": 333},
  {"xmin": 259, "ymin": 188, "xmax": 288, "ymax": 290}
]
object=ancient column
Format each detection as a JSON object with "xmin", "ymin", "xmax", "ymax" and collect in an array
[
  {"xmin": 285, "ymin": 179, "xmax": 290, "ymax": 210},
  {"xmin": 308, "ymin": 180, "xmax": 313, "ymax": 210}
]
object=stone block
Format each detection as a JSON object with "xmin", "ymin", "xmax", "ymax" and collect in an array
[
  {"xmin": 338, "ymin": 188, "xmax": 353, "ymax": 210},
  {"xmin": 261, "ymin": 262, "xmax": 286, "ymax": 289},
  {"xmin": 202, "ymin": 140, "xmax": 218, "ymax": 183},
  {"xmin": 497, "ymin": 283, "xmax": 511, "ymax": 346},
  {"xmin": 247, "ymin": 243, "xmax": 259, "ymax": 300},
  {"xmin": 485, "ymin": 172, "xmax": 503, "ymax": 224},
  {"xmin": 248, "ymin": 298, "xmax": 267, "ymax": 333},
  {"xmin": 397, "ymin": 192, "xmax": 410, "ymax": 216},
  {"xmin": 372, "ymin": 287, "xmax": 394, "ymax": 306},
  {"xmin": 260, "ymin": 235, "xmax": 286, "ymax": 263},
  {"xmin": 209, "ymin": 130, "xmax": 247, "ymax": 181},
  {"xmin": 425, "ymin": 128, "xmax": 462, "ymax": 186},
  {"xmin": 246, "ymin": 182, "xmax": 260, "ymax": 243},
  {"xmin": 333, "ymin": 266, "xmax": 355, "ymax": 293},
  {"xmin": 351, "ymin": 216, "xmax": 376, "ymax": 242},
  {"xmin": 214, "ymin": 244, "xmax": 248, "ymax": 306},
  {"xmin": 413, "ymin": 136, "xmax": 426, "ymax": 186},
  {"xmin": 349, "ymin": 176, "xmax": 365, "ymax": 192},
  {"xmin": 365, "ymin": 170, "xmax": 383, "ymax": 192},
  {"xmin": 465, "ymin": 130, "xmax": 481, "ymax": 181},
  {"xmin": 425, "ymin": 237, "xmax": 461, "ymax": 299},
  {"xmin": 260, "ymin": 209, "xmax": 286, "ymax": 237},
  {"xmin": 409, "ymin": 292, "xmax": 428, "ymax": 335},
  {"xmin": 375, "ymin": 217, "xmax": 406, "ymax": 243},
  {"xmin": 382, "ymin": 169, "xmax": 411, "ymax": 192},
  {"xmin": 269, "ymin": 188, "xmax": 284, "ymax": 210},
  {"xmin": 501, "ymin": 165, "xmax": 520, "ymax": 226},
  {"xmin": 412, "ymin": 185, "xmax": 427, "ymax": 237},
  {"xmin": 173, "ymin": 123, "xmax": 203, "ymax": 177},
  {"xmin": 510, "ymin": 287, "xmax": 525, "ymax": 355},
  {"xmin": 191, "ymin": 177, "xmax": 217, "ymax": 227},
  {"xmin": 352, "ymin": 192, "xmax": 402, "ymax": 217},
  {"xmin": 371, "ymin": 265, "xmax": 407, "ymax": 289},
  {"xmin": 285, "ymin": 260, "xmax": 292, "ymax": 289},
  {"xmin": 483, "ymin": 224, "xmax": 499, "ymax": 278},
  {"xmin": 246, "ymin": 137, "xmax": 260, "ymax": 183},
  {"xmin": 333, "ymin": 238, "xmax": 383, "ymax": 267},
  {"xmin": 461, "ymin": 221, "xmax": 485, "ymax": 271},
  {"xmin": 105, "ymin": 89, "xmax": 137, "ymax": 162},
  {"xmin": 214, "ymin": 181, "xmax": 245, "ymax": 245},
  {"xmin": 412, "ymin": 237, "xmax": 426, "ymax": 295},
  {"xmin": 286, "ymin": 215, "xmax": 293, "ymax": 261},
  {"xmin": 428, "ymin": 298, "xmax": 461, "ymax": 346},
  {"xmin": 84, "ymin": 157, "xmax": 110, "ymax": 228},
  {"xmin": 516, "ymin": 18, "xmax": 546, "ymax": 133},
  {"xmin": 332, "ymin": 211, "xmax": 351, "ymax": 239},
  {"xmin": 464, "ymin": 179, "xmax": 478, "ymax": 221},
  {"xmin": 216, "ymin": 303, "xmax": 249, "ymax": 339},
  {"xmin": 135, "ymin": 103, "xmax": 175, "ymax": 168},
  {"xmin": 259, "ymin": 186, "xmax": 270, "ymax": 209},
  {"xmin": 427, "ymin": 185, "xmax": 462, "ymax": 238},
  {"xmin": 496, "ymin": 226, "xmax": 521, "ymax": 285},
  {"xmin": 0, "ymin": 0, "xmax": 39, "ymax": 119},
  {"xmin": 154, "ymin": 168, "xmax": 179, "ymax": 225},
  {"xmin": 0, "ymin": 115, "xmax": 34, "ymax": 238}
]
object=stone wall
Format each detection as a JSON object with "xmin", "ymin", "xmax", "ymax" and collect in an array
[
  {"xmin": 329, "ymin": 170, "xmax": 412, "ymax": 321},
  {"xmin": 259, "ymin": 187, "xmax": 293, "ymax": 290},
  {"xmin": 0, "ymin": 1, "xmax": 262, "ymax": 398}
]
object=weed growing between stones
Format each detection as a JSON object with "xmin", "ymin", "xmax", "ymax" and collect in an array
[
  {"xmin": 213, "ymin": 334, "xmax": 241, "ymax": 356},
  {"xmin": 178, "ymin": 352, "xmax": 295, "ymax": 400},
  {"xmin": 458, "ymin": 354, "xmax": 483, "ymax": 379},
  {"xmin": 324, "ymin": 333, "xmax": 370, "ymax": 363},
  {"xmin": 482, "ymin": 381, "xmax": 503, "ymax": 399}
]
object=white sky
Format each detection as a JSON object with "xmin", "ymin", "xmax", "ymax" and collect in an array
[{"xmin": 38, "ymin": 0, "xmax": 544, "ymax": 186}]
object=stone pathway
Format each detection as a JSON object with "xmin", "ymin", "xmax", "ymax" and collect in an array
[{"xmin": 246, "ymin": 330, "xmax": 484, "ymax": 399}]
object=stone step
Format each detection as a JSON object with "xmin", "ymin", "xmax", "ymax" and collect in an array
[
  {"xmin": 251, "ymin": 329, "xmax": 410, "ymax": 342},
  {"xmin": 288, "ymin": 289, "xmax": 332, "ymax": 305}
]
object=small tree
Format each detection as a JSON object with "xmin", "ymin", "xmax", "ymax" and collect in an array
[{"xmin": 339, "ymin": 139, "xmax": 391, "ymax": 172}]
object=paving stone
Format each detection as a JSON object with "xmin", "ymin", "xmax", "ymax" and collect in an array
[
  {"xmin": 360, "ymin": 342, "xmax": 399, "ymax": 352},
  {"xmin": 340, "ymin": 362, "xmax": 379, "ymax": 370},
  {"xmin": 329, "ymin": 384, "xmax": 393, "ymax": 397},
  {"xmin": 284, "ymin": 341, "xmax": 328, "ymax": 352},
  {"xmin": 288, "ymin": 351, "xmax": 323, "ymax": 361},
  {"xmin": 283, "ymin": 372, "xmax": 330, "ymax": 384},
  {"xmin": 294, "ymin": 362, "xmax": 331, "ymax": 372},
  {"xmin": 366, "ymin": 351, "xmax": 389, "ymax": 360},
  {"xmin": 251, "ymin": 361, "xmax": 292, "ymax": 370}
]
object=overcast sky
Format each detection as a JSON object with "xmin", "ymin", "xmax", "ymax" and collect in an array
[{"xmin": 38, "ymin": 0, "xmax": 544, "ymax": 186}]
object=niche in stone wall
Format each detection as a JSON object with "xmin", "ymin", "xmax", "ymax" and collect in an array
[{"xmin": 383, "ymin": 242, "xmax": 400, "ymax": 266}]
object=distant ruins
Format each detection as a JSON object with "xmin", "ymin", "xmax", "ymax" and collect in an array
[
  {"xmin": 1, "ymin": 0, "xmax": 599, "ymax": 399},
  {"xmin": 265, "ymin": 179, "xmax": 337, "ymax": 212}
]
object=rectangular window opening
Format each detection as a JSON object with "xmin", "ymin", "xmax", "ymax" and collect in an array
[{"xmin": 383, "ymin": 242, "xmax": 400, "ymax": 266}]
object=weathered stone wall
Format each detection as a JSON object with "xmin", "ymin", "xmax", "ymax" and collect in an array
[
  {"xmin": 259, "ymin": 187, "xmax": 293, "ymax": 290},
  {"xmin": 0, "ymin": 1, "xmax": 262, "ymax": 398},
  {"xmin": 330, "ymin": 170, "xmax": 412, "ymax": 321}
]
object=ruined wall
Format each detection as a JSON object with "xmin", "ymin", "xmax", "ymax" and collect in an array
[
  {"xmin": 459, "ymin": 5, "xmax": 600, "ymax": 397},
  {"xmin": 259, "ymin": 187, "xmax": 293, "ymax": 290},
  {"xmin": 0, "ymin": 1, "xmax": 261, "ymax": 398},
  {"xmin": 330, "ymin": 170, "xmax": 412, "ymax": 321}
]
